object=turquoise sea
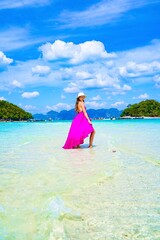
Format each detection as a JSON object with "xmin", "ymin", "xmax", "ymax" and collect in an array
[{"xmin": 0, "ymin": 119, "xmax": 160, "ymax": 240}]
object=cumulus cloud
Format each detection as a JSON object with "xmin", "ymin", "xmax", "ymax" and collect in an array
[
  {"xmin": 64, "ymin": 72, "xmax": 120, "ymax": 93},
  {"xmin": 82, "ymin": 73, "xmax": 117, "ymax": 88},
  {"xmin": 153, "ymin": 75, "xmax": 160, "ymax": 88},
  {"xmin": 46, "ymin": 103, "xmax": 73, "ymax": 112},
  {"xmin": 90, "ymin": 95, "xmax": 102, "ymax": 101},
  {"xmin": 109, "ymin": 84, "xmax": 131, "ymax": 96},
  {"xmin": 63, "ymin": 69, "xmax": 132, "ymax": 96},
  {"xmin": 0, "ymin": 96, "xmax": 6, "ymax": 100},
  {"xmin": 113, "ymin": 84, "xmax": 132, "ymax": 91},
  {"xmin": 23, "ymin": 105, "xmax": 36, "ymax": 111},
  {"xmin": 0, "ymin": 51, "xmax": 13, "ymax": 66},
  {"xmin": 21, "ymin": 91, "xmax": 40, "ymax": 98},
  {"xmin": 1, "ymin": 38, "xmax": 160, "ymax": 101},
  {"xmin": 32, "ymin": 65, "xmax": 51, "ymax": 76},
  {"xmin": 11, "ymin": 80, "xmax": 22, "ymax": 88},
  {"xmin": 111, "ymin": 101, "xmax": 126, "ymax": 107},
  {"xmin": 0, "ymin": 58, "xmax": 63, "ymax": 91},
  {"xmin": 64, "ymin": 83, "xmax": 80, "ymax": 93},
  {"xmin": 76, "ymin": 71, "xmax": 91, "ymax": 79},
  {"xmin": 85, "ymin": 101, "xmax": 107, "ymax": 109},
  {"xmin": 39, "ymin": 40, "xmax": 116, "ymax": 64},
  {"xmin": 119, "ymin": 61, "xmax": 160, "ymax": 78},
  {"xmin": 122, "ymin": 84, "xmax": 132, "ymax": 91},
  {"xmin": 133, "ymin": 93, "xmax": 149, "ymax": 99},
  {"xmin": 117, "ymin": 39, "xmax": 160, "ymax": 66}
]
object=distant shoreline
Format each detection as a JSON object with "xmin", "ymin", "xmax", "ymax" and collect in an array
[
  {"xmin": 119, "ymin": 116, "xmax": 160, "ymax": 119},
  {"xmin": 1, "ymin": 117, "xmax": 160, "ymax": 122}
]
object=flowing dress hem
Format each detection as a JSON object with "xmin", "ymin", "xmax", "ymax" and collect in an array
[{"xmin": 62, "ymin": 129, "xmax": 94, "ymax": 149}]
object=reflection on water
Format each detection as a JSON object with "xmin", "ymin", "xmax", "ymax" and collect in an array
[{"xmin": 0, "ymin": 120, "xmax": 160, "ymax": 239}]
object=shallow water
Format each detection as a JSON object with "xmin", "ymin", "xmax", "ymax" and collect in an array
[{"xmin": 0, "ymin": 120, "xmax": 160, "ymax": 240}]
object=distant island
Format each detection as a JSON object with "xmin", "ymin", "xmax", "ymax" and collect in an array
[
  {"xmin": 33, "ymin": 108, "xmax": 123, "ymax": 121},
  {"xmin": 121, "ymin": 100, "xmax": 160, "ymax": 118},
  {"xmin": 1, "ymin": 99, "xmax": 160, "ymax": 122},
  {"xmin": 0, "ymin": 100, "xmax": 33, "ymax": 121}
]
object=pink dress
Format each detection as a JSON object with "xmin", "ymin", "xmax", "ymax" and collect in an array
[{"xmin": 62, "ymin": 110, "xmax": 94, "ymax": 149}]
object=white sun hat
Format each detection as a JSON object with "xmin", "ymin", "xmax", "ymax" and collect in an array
[{"xmin": 77, "ymin": 92, "xmax": 87, "ymax": 98}]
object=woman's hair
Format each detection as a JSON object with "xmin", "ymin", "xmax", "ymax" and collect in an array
[{"xmin": 75, "ymin": 97, "xmax": 84, "ymax": 112}]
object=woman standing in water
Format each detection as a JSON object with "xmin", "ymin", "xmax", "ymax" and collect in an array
[{"xmin": 63, "ymin": 92, "xmax": 95, "ymax": 149}]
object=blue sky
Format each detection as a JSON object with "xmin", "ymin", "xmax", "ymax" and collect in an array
[{"xmin": 0, "ymin": 0, "xmax": 160, "ymax": 113}]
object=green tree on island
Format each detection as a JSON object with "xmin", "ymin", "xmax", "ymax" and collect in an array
[
  {"xmin": 121, "ymin": 99, "xmax": 160, "ymax": 117},
  {"xmin": 0, "ymin": 100, "xmax": 33, "ymax": 121}
]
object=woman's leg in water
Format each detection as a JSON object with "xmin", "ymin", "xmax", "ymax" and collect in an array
[{"xmin": 89, "ymin": 130, "xmax": 96, "ymax": 148}]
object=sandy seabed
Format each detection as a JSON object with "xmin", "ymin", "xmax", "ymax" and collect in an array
[{"xmin": 0, "ymin": 120, "xmax": 160, "ymax": 240}]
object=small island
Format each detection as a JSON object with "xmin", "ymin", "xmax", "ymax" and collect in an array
[
  {"xmin": 121, "ymin": 99, "xmax": 160, "ymax": 118},
  {"xmin": 0, "ymin": 100, "xmax": 33, "ymax": 121}
]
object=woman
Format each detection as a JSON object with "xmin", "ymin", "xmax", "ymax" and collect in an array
[{"xmin": 63, "ymin": 92, "xmax": 95, "ymax": 149}]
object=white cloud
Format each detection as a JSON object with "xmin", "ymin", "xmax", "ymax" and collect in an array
[
  {"xmin": 0, "ymin": 58, "xmax": 64, "ymax": 91},
  {"xmin": 111, "ymin": 91, "xmax": 125, "ymax": 96},
  {"xmin": 90, "ymin": 95, "xmax": 102, "ymax": 101},
  {"xmin": 46, "ymin": 103, "xmax": 73, "ymax": 112},
  {"xmin": 23, "ymin": 105, "xmax": 36, "ymax": 111},
  {"xmin": 85, "ymin": 101, "xmax": 107, "ymax": 109},
  {"xmin": 61, "ymin": 94, "xmax": 66, "ymax": 99},
  {"xmin": 0, "ymin": 0, "xmax": 50, "ymax": 9},
  {"xmin": 22, "ymin": 91, "xmax": 40, "ymax": 98},
  {"xmin": 153, "ymin": 75, "xmax": 160, "ymax": 88},
  {"xmin": 11, "ymin": 80, "xmax": 22, "ymax": 88},
  {"xmin": 108, "ymin": 84, "xmax": 132, "ymax": 95},
  {"xmin": 64, "ymin": 83, "xmax": 80, "ymax": 93},
  {"xmin": 32, "ymin": 65, "xmax": 51, "ymax": 76},
  {"xmin": 79, "ymin": 73, "xmax": 118, "ymax": 88},
  {"xmin": 76, "ymin": 71, "xmax": 91, "ymax": 79},
  {"xmin": 57, "ymin": 0, "xmax": 159, "ymax": 28},
  {"xmin": 122, "ymin": 84, "xmax": 132, "ymax": 91},
  {"xmin": 63, "ymin": 68, "xmax": 132, "ymax": 95},
  {"xmin": 1, "ymin": 38, "xmax": 160, "ymax": 98},
  {"xmin": 0, "ymin": 96, "xmax": 6, "ymax": 100},
  {"xmin": 39, "ymin": 40, "xmax": 116, "ymax": 64},
  {"xmin": 133, "ymin": 93, "xmax": 149, "ymax": 99},
  {"xmin": 109, "ymin": 84, "xmax": 132, "ymax": 95},
  {"xmin": 0, "ymin": 51, "xmax": 13, "ymax": 65},
  {"xmin": 111, "ymin": 101, "xmax": 126, "ymax": 107},
  {"xmin": 118, "ymin": 39, "xmax": 160, "ymax": 65},
  {"xmin": 0, "ymin": 27, "xmax": 51, "ymax": 52},
  {"xmin": 119, "ymin": 61, "xmax": 160, "ymax": 78}
]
